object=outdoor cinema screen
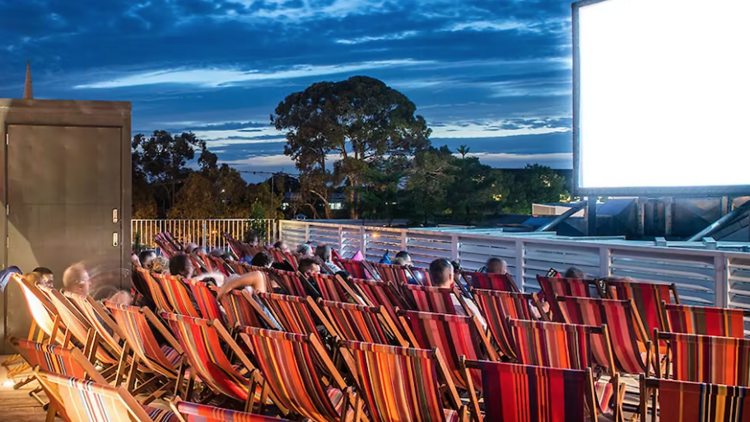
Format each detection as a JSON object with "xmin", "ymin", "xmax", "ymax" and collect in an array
[{"xmin": 573, "ymin": 0, "xmax": 750, "ymax": 196}]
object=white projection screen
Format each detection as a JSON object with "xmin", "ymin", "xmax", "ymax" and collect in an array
[{"xmin": 573, "ymin": 0, "xmax": 750, "ymax": 196}]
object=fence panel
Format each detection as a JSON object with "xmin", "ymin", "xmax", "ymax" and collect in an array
[{"xmin": 132, "ymin": 219, "xmax": 274, "ymax": 250}]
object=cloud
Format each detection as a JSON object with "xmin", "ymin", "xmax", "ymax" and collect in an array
[
  {"xmin": 74, "ymin": 59, "xmax": 435, "ymax": 89},
  {"xmin": 336, "ymin": 31, "xmax": 419, "ymax": 45},
  {"xmin": 431, "ymin": 119, "xmax": 569, "ymax": 139}
]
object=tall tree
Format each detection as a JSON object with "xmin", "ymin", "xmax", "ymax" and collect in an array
[
  {"xmin": 272, "ymin": 76, "xmax": 432, "ymax": 219},
  {"xmin": 505, "ymin": 164, "xmax": 569, "ymax": 213},
  {"xmin": 168, "ymin": 172, "xmax": 217, "ymax": 219},
  {"xmin": 447, "ymin": 153, "xmax": 508, "ymax": 223},
  {"xmin": 404, "ymin": 147, "xmax": 455, "ymax": 225}
]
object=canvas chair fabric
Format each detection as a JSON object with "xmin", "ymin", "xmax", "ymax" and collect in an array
[
  {"xmin": 402, "ymin": 284, "xmax": 459, "ymax": 314},
  {"xmin": 658, "ymin": 331, "xmax": 750, "ymax": 387},
  {"xmin": 642, "ymin": 377, "xmax": 750, "ymax": 422},
  {"xmin": 320, "ymin": 300, "xmax": 406, "ymax": 346},
  {"xmin": 605, "ymin": 280, "xmax": 678, "ymax": 339},
  {"xmin": 155, "ymin": 274, "xmax": 202, "ymax": 318},
  {"xmin": 664, "ymin": 303, "xmax": 747, "ymax": 339},
  {"xmin": 462, "ymin": 271, "xmax": 519, "ymax": 292},
  {"xmin": 175, "ymin": 400, "xmax": 297, "ymax": 422},
  {"xmin": 473, "ymin": 289, "xmax": 538, "ymax": 358}
]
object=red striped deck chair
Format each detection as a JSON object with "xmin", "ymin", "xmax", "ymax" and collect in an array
[
  {"xmin": 283, "ymin": 251, "xmax": 300, "ymax": 272},
  {"xmin": 269, "ymin": 247, "xmax": 286, "ymax": 266},
  {"xmin": 339, "ymin": 341, "xmax": 467, "ymax": 422},
  {"xmin": 104, "ymin": 302, "xmax": 185, "ymax": 394},
  {"xmin": 320, "ymin": 300, "xmax": 408, "ymax": 347},
  {"xmin": 664, "ymin": 303, "xmax": 748, "ymax": 338},
  {"xmin": 461, "ymin": 271, "xmax": 519, "ymax": 292},
  {"xmin": 136, "ymin": 267, "xmax": 175, "ymax": 312},
  {"xmin": 473, "ymin": 289, "xmax": 545, "ymax": 358},
  {"xmin": 557, "ymin": 296, "xmax": 651, "ymax": 375},
  {"xmin": 14, "ymin": 273, "xmax": 67, "ymax": 346},
  {"xmin": 655, "ymin": 330, "xmax": 750, "ymax": 386},
  {"xmin": 402, "ymin": 284, "xmax": 462, "ymax": 314},
  {"xmin": 606, "ymin": 280, "xmax": 679, "ymax": 339},
  {"xmin": 508, "ymin": 320, "xmax": 621, "ymax": 420},
  {"xmin": 370, "ymin": 263, "xmax": 411, "ymax": 284},
  {"xmin": 224, "ymin": 233, "xmax": 250, "ymax": 261},
  {"xmin": 336, "ymin": 259, "xmax": 370, "ymax": 280},
  {"xmin": 312, "ymin": 273, "xmax": 367, "ymax": 305},
  {"xmin": 39, "ymin": 286, "xmax": 120, "ymax": 367},
  {"xmin": 213, "ymin": 287, "xmax": 274, "ymax": 330},
  {"xmin": 155, "ymin": 274, "xmax": 202, "ymax": 318},
  {"xmin": 270, "ymin": 269, "xmax": 307, "ymax": 296},
  {"xmin": 536, "ymin": 274, "xmax": 602, "ymax": 322},
  {"xmin": 398, "ymin": 310, "xmax": 499, "ymax": 392},
  {"xmin": 186, "ymin": 281, "xmax": 224, "ymax": 322},
  {"xmin": 351, "ymin": 279, "xmax": 410, "ymax": 318},
  {"xmin": 239, "ymin": 327, "xmax": 362, "ymax": 422},
  {"xmin": 410, "ymin": 267, "xmax": 432, "ymax": 285},
  {"xmin": 11, "ymin": 338, "xmax": 107, "ymax": 383},
  {"xmin": 640, "ymin": 376, "xmax": 750, "ymax": 422},
  {"xmin": 171, "ymin": 399, "xmax": 302, "ymax": 422},
  {"xmin": 35, "ymin": 370, "xmax": 179, "ymax": 422},
  {"xmin": 257, "ymin": 292, "xmax": 339, "ymax": 340},
  {"xmin": 160, "ymin": 312, "xmax": 275, "ymax": 412},
  {"xmin": 462, "ymin": 361, "xmax": 598, "ymax": 422}
]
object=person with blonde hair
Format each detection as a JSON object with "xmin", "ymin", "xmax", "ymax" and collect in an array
[
  {"xmin": 148, "ymin": 256, "xmax": 170, "ymax": 274},
  {"xmin": 62, "ymin": 263, "xmax": 90, "ymax": 296}
]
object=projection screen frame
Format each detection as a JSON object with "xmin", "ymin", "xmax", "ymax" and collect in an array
[{"xmin": 571, "ymin": 0, "xmax": 750, "ymax": 197}]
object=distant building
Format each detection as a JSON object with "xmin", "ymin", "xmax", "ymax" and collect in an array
[{"xmin": 282, "ymin": 192, "xmax": 347, "ymax": 211}]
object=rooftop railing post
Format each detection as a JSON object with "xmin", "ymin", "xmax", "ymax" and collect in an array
[
  {"xmin": 305, "ymin": 223, "xmax": 310, "ymax": 243},
  {"xmin": 599, "ymin": 247, "xmax": 611, "ymax": 278},
  {"xmin": 401, "ymin": 231, "xmax": 407, "ymax": 252},
  {"xmin": 715, "ymin": 254, "xmax": 729, "ymax": 308},
  {"xmin": 451, "ymin": 233, "xmax": 459, "ymax": 262},
  {"xmin": 515, "ymin": 239, "xmax": 525, "ymax": 292},
  {"xmin": 202, "ymin": 220, "xmax": 207, "ymax": 250},
  {"xmin": 338, "ymin": 226, "xmax": 343, "ymax": 253}
]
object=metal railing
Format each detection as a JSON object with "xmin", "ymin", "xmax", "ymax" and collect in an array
[
  {"xmin": 132, "ymin": 219, "xmax": 276, "ymax": 250},
  {"xmin": 279, "ymin": 220, "xmax": 750, "ymax": 311}
]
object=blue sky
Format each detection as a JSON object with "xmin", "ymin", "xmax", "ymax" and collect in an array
[{"xmin": 0, "ymin": 0, "xmax": 573, "ymax": 182}]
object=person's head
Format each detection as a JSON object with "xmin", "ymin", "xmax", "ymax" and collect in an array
[
  {"xmin": 93, "ymin": 285, "xmax": 120, "ymax": 302},
  {"xmin": 33, "ymin": 267, "xmax": 54, "ymax": 287},
  {"xmin": 429, "ymin": 259, "xmax": 454, "ymax": 288},
  {"xmin": 148, "ymin": 256, "xmax": 170, "ymax": 274},
  {"xmin": 62, "ymin": 263, "xmax": 90, "ymax": 295},
  {"xmin": 138, "ymin": 250, "xmax": 156, "ymax": 268},
  {"xmin": 193, "ymin": 246, "xmax": 206, "ymax": 255},
  {"xmin": 297, "ymin": 243, "xmax": 313, "ymax": 257},
  {"xmin": 244, "ymin": 231, "xmax": 260, "ymax": 246},
  {"xmin": 130, "ymin": 253, "xmax": 140, "ymax": 266},
  {"xmin": 209, "ymin": 249, "xmax": 225, "ymax": 258},
  {"xmin": 109, "ymin": 290, "xmax": 133, "ymax": 305},
  {"xmin": 24, "ymin": 272, "xmax": 45, "ymax": 287},
  {"xmin": 298, "ymin": 258, "xmax": 321, "ymax": 276},
  {"xmin": 184, "ymin": 243, "xmax": 199, "ymax": 254},
  {"xmin": 392, "ymin": 256, "xmax": 409, "ymax": 266},
  {"xmin": 169, "ymin": 253, "xmax": 194, "ymax": 279},
  {"xmin": 486, "ymin": 258, "xmax": 507, "ymax": 275},
  {"xmin": 315, "ymin": 244, "xmax": 333, "ymax": 262},
  {"xmin": 395, "ymin": 251, "xmax": 412, "ymax": 266},
  {"xmin": 563, "ymin": 267, "xmax": 586, "ymax": 279},
  {"xmin": 274, "ymin": 241, "xmax": 290, "ymax": 253},
  {"xmin": 250, "ymin": 251, "xmax": 274, "ymax": 268}
]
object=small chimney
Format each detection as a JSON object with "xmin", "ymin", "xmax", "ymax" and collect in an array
[{"xmin": 24, "ymin": 61, "xmax": 33, "ymax": 100}]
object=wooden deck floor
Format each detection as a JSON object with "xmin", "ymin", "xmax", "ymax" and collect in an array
[{"xmin": 0, "ymin": 355, "xmax": 48, "ymax": 422}]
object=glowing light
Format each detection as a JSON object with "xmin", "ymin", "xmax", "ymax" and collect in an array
[{"xmin": 2, "ymin": 380, "xmax": 15, "ymax": 387}]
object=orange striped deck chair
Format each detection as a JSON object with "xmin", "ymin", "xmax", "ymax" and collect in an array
[
  {"xmin": 463, "ymin": 361, "xmax": 597, "ymax": 422},
  {"xmin": 398, "ymin": 310, "xmax": 499, "ymax": 392},
  {"xmin": 270, "ymin": 269, "xmax": 307, "ymax": 296},
  {"xmin": 257, "ymin": 292, "xmax": 338, "ymax": 340},
  {"xmin": 320, "ymin": 300, "xmax": 408, "ymax": 347},
  {"xmin": 214, "ymin": 287, "xmax": 275, "ymax": 330},
  {"xmin": 369, "ymin": 263, "xmax": 411, "ymax": 284},
  {"xmin": 155, "ymin": 274, "xmax": 202, "ymax": 318},
  {"xmin": 336, "ymin": 259, "xmax": 370, "ymax": 280},
  {"xmin": 310, "ymin": 273, "xmax": 351, "ymax": 303},
  {"xmin": 186, "ymin": 281, "xmax": 224, "ymax": 322},
  {"xmin": 160, "ymin": 312, "xmax": 271, "ymax": 411},
  {"xmin": 339, "ymin": 341, "xmax": 467, "ymax": 422},
  {"xmin": 351, "ymin": 279, "xmax": 410, "ymax": 323},
  {"xmin": 239, "ymin": 327, "xmax": 361, "ymax": 422},
  {"xmin": 171, "ymin": 399, "xmax": 301, "ymax": 422},
  {"xmin": 136, "ymin": 267, "xmax": 174, "ymax": 312},
  {"xmin": 664, "ymin": 303, "xmax": 748, "ymax": 338},
  {"xmin": 508, "ymin": 320, "xmax": 621, "ymax": 420},
  {"xmin": 557, "ymin": 296, "xmax": 651, "ymax": 375},
  {"xmin": 461, "ymin": 271, "xmax": 519, "ymax": 292},
  {"xmin": 283, "ymin": 251, "xmax": 300, "ymax": 272},
  {"xmin": 655, "ymin": 330, "xmax": 750, "ymax": 386},
  {"xmin": 473, "ymin": 289, "xmax": 544, "ymax": 358},
  {"xmin": 537, "ymin": 274, "xmax": 601, "ymax": 322},
  {"xmin": 410, "ymin": 267, "xmax": 432, "ymax": 285},
  {"xmin": 402, "ymin": 284, "xmax": 461, "ymax": 314},
  {"xmin": 11, "ymin": 338, "xmax": 107, "ymax": 383},
  {"xmin": 104, "ymin": 302, "xmax": 185, "ymax": 392},
  {"xmin": 606, "ymin": 280, "xmax": 679, "ymax": 339},
  {"xmin": 269, "ymin": 247, "xmax": 286, "ymax": 266},
  {"xmin": 640, "ymin": 376, "xmax": 750, "ymax": 422},
  {"xmin": 14, "ymin": 273, "xmax": 66, "ymax": 346},
  {"xmin": 35, "ymin": 370, "xmax": 179, "ymax": 422}
]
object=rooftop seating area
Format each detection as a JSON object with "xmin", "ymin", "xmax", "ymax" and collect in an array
[{"xmin": 5, "ymin": 229, "xmax": 750, "ymax": 421}]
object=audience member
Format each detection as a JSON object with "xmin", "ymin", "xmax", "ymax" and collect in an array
[
  {"xmin": 485, "ymin": 258, "xmax": 508, "ymax": 275},
  {"xmin": 563, "ymin": 267, "xmax": 586, "ymax": 279},
  {"xmin": 297, "ymin": 243, "xmax": 314, "ymax": 257},
  {"xmin": 33, "ymin": 267, "xmax": 54, "ymax": 288},
  {"xmin": 429, "ymin": 259, "xmax": 487, "ymax": 330},
  {"xmin": 169, "ymin": 253, "xmax": 194, "ymax": 279},
  {"xmin": 274, "ymin": 241, "xmax": 291, "ymax": 253},
  {"xmin": 395, "ymin": 251, "xmax": 412, "ymax": 266},
  {"xmin": 298, "ymin": 258, "xmax": 321, "ymax": 277},
  {"xmin": 244, "ymin": 231, "xmax": 260, "ymax": 247},
  {"xmin": 184, "ymin": 243, "xmax": 199, "ymax": 254},
  {"xmin": 138, "ymin": 250, "xmax": 156, "ymax": 268},
  {"xmin": 251, "ymin": 251, "xmax": 274, "ymax": 268},
  {"xmin": 315, "ymin": 244, "xmax": 342, "ymax": 273},
  {"xmin": 147, "ymin": 256, "xmax": 170, "ymax": 274},
  {"xmin": 62, "ymin": 263, "xmax": 91, "ymax": 296}
]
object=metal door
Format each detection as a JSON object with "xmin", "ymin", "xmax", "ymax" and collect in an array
[{"xmin": 5, "ymin": 124, "xmax": 122, "ymax": 339}]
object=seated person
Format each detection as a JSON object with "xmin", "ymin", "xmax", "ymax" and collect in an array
[
  {"xmin": 395, "ymin": 251, "xmax": 413, "ymax": 266},
  {"xmin": 62, "ymin": 263, "xmax": 91, "ymax": 296},
  {"xmin": 315, "ymin": 244, "xmax": 342, "ymax": 273},
  {"xmin": 430, "ymin": 259, "xmax": 487, "ymax": 330},
  {"xmin": 297, "ymin": 243, "xmax": 314, "ymax": 257},
  {"xmin": 485, "ymin": 258, "xmax": 508, "ymax": 275},
  {"xmin": 33, "ymin": 267, "xmax": 54, "ymax": 288},
  {"xmin": 274, "ymin": 240, "xmax": 291, "ymax": 254},
  {"xmin": 147, "ymin": 256, "xmax": 170, "ymax": 274},
  {"xmin": 563, "ymin": 266, "xmax": 586, "ymax": 279},
  {"xmin": 138, "ymin": 250, "xmax": 157, "ymax": 269}
]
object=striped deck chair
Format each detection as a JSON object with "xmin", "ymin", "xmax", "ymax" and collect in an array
[
  {"xmin": 640, "ymin": 376, "xmax": 750, "ymax": 422},
  {"xmin": 654, "ymin": 330, "xmax": 750, "ymax": 386},
  {"xmin": 398, "ymin": 310, "xmax": 499, "ymax": 392},
  {"xmin": 508, "ymin": 320, "xmax": 621, "ymax": 420},
  {"xmin": 35, "ymin": 370, "xmax": 178, "ymax": 422},
  {"xmin": 462, "ymin": 361, "xmax": 598, "ymax": 422},
  {"xmin": 171, "ymin": 399, "xmax": 302, "ymax": 422},
  {"xmin": 410, "ymin": 267, "xmax": 432, "ymax": 286},
  {"xmin": 664, "ymin": 303, "xmax": 748, "ymax": 338},
  {"xmin": 105, "ymin": 302, "xmax": 186, "ymax": 396},
  {"xmin": 473, "ymin": 289, "xmax": 545, "ymax": 358},
  {"xmin": 351, "ymin": 279, "xmax": 411, "ymax": 326},
  {"xmin": 186, "ymin": 281, "xmax": 224, "ymax": 322},
  {"xmin": 537, "ymin": 275, "xmax": 601, "ymax": 322},
  {"xmin": 557, "ymin": 296, "xmax": 651, "ymax": 375},
  {"xmin": 213, "ymin": 287, "xmax": 275, "ymax": 330},
  {"xmin": 311, "ymin": 273, "xmax": 366, "ymax": 305},
  {"xmin": 136, "ymin": 267, "xmax": 175, "ymax": 312},
  {"xmin": 339, "ymin": 341, "xmax": 467, "ymax": 422},
  {"xmin": 270, "ymin": 269, "xmax": 307, "ymax": 296},
  {"xmin": 370, "ymin": 263, "xmax": 411, "ymax": 284},
  {"xmin": 160, "ymin": 312, "xmax": 275, "ymax": 412},
  {"xmin": 155, "ymin": 274, "xmax": 202, "ymax": 318},
  {"xmin": 238, "ymin": 327, "xmax": 362, "ymax": 422},
  {"xmin": 336, "ymin": 259, "xmax": 370, "ymax": 280},
  {"xmin": 605, "ymin": 280, "xmax": 679, "ymax": 340},
  {"xmin": 283, "ymin": 251, "xmax": 300, "ymax": 272},
  {"xmin": 461, "ymin": 271, "xmax": 519, "ymax": 292},
  {"xmin": 269, "ymin": 247, "xmax": 286, "ymax": 266},
  {"xmin": 257, "ymin": 292, "xmax": 339, "ymax": 340},
  {"xmin": 320, "ymin": 300, "xmax": 409, "ymax": 347},
  {"xmin": 14, "ymin": 274, "xmax": 66, "ymax": 346},
  {"xmin": 401, "ymin": 284, "xmax": 462, "ymax": 314}
]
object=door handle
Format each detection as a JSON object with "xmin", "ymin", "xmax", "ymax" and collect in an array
[
  {"xmin": 113, "ymin": 209, "xmax": 119, "ymax": 223},
  {"xmin": 113, "ymin": 232, "xmax": 119, "ymax": 247}
]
